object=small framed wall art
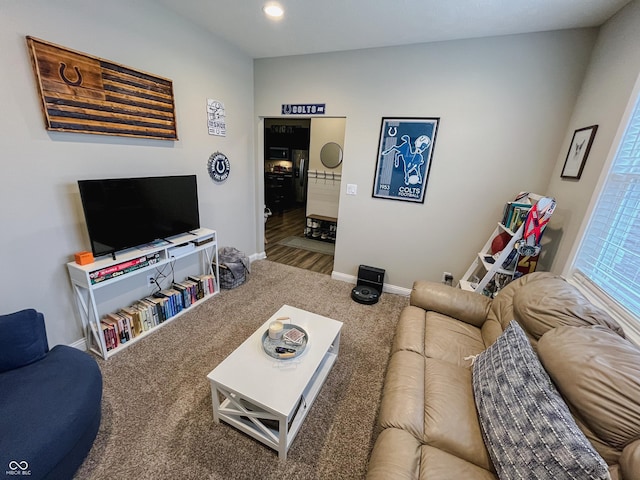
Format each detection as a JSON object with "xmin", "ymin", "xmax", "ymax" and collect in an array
[
  {"xmin": 372, "ymin": 117, "xmax": 440, "ymax": 203},
  {"xmin": 561, "ymin": 125, "xmax": 598, "ymax": 179}
]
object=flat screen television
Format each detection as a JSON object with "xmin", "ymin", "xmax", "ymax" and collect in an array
[{"xmin": 78, "ymin": 175, "xmax": 200, "ymax": 258}]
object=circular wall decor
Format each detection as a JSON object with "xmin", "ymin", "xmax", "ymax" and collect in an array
[{"xmin": 207, "ymin": 152, "xmax": 230, "ymax": 183}]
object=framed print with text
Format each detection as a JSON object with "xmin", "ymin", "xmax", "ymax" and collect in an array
[
  {"xmin": 561, "ymin": 125, "xmax": 598, "ymax": 179},
  {"xmin": 372, "ymin": 117, "xmax": 439, "ymax": 203}
]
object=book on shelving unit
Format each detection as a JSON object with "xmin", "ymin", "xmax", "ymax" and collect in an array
[{"xmin": 501, "ymin": 202, "xmax": 532, "ymax": 233}]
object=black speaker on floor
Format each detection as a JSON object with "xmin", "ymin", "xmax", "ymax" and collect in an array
[{"xmin": 351, "ymin": 265, "xmax": 385, "ymax": 305}]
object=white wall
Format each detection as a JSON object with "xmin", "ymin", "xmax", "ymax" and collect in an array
[
  {"xmin": 0, "ymin": 0, "xmax": 255, "ymax": 347},
  {"xmin": 547, "ymin": 0, "xmax": 640, "ymax": 274},
  {"xmin": 255, "ymin": 30, "xmax": 597, "ymax": 288}
]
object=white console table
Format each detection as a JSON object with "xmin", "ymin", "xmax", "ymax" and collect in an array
[{"xmin": 67, "ymin": 228, "xmax": 219, "ymax": 359}]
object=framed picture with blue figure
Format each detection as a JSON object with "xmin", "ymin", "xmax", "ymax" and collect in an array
[{"xmin": 372, "ymin": 117, "xmax": 440, "ymax": 203}]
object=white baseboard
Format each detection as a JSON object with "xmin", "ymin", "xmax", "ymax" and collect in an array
[
  {"xmin": 331, "ymin": 271, "xmax": 411, "ymax": 296},
  {"xmin": 250, "ymin": 252, "xmax": 267, "ymax": 262},
  {"xmin": 70, "ymin": 338, "xmax": 88, "ymax": 351}
]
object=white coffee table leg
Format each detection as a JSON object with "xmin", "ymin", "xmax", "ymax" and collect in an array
[
  {"xmin": 210, "ymin": 382, "xmax": 221, "ymax": 423},
  {"xmin": 278, "ymin": 417, "xmax": 288, "ymax": 460}
]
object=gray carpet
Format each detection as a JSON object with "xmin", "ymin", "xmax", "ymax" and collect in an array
[
  {"xmin": 277, "ymin": 236, "xmax": 335, "ymax": 255},
  {"xmin": 75, "ymin": 259, "xmax": 409, "ymax": 480}
]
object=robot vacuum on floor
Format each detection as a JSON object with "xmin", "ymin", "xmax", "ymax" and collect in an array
[{"xmin": 351, "ymin": 285, "xmax": 380, "ymax": 305}]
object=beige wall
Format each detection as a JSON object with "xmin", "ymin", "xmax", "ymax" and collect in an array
[
  {"xmin": 255, "ymin": 30, "xmax": 597, "ymax": 287},
  {"xmin": 0, "ymin": 0, "xmax": 256, "ymax": 346},
  {"xmin": 546, "ymin": 0, "xmax": 640, "ymax": 274}
]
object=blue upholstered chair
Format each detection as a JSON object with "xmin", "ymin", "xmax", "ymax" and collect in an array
[{"xmin": 0, "ymin": 309, "xmax": 102, "ymax": 480}]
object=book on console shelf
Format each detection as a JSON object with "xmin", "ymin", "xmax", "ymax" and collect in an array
[
  {"xmin": 100, "ymin": 320, "xmax": 119, "ymax": 351},
  {"xmin": 137, "ymin": 299, "xmax": 159, "ymax": 328},
  {"xmin": 189, "ymin": 274, "xmax": 216, "ymax": 296},
  {"xmin": 154, "ymin": 288, "xmax": 183, "ymax": 318},
  {"xmin": 172, "ymin": 283, "xmax": 191, "ymax": 308},
  {"xmin": 133, "ymin": 301, "xmax": 150, "ymax": 330},
  {"xmin": 131, "ymin": 301, "xmax": 154, "ymax": 331},
  {"xmin": 187, "ymin": 277, "xmax": 205, "ymax": 300},
  {"xmin": 182, "ymin": 279, "xmax": 200, "ymax": 303},
  {"xmin": 144, "ymin": 296, "xmax": 168, "ymax": 323},
  {"xmin": 89, "ymin": 252, "xmax": 161, "ymax": 284},
  {"xmin": 105, "ymin": 312, "xmax": 131, "ymax": 344},
  {"xmin": 120, "ymin": 307, "xmax": 139, "ymax": 336}
]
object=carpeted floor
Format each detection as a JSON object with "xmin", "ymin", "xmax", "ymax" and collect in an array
[
  {"xmin": 277, "ymin": 236, "xmax": 335, "ymax": 255},
  {"xmin": 75, "ymin": 259, "xmax": 409, "ymax": 480}
]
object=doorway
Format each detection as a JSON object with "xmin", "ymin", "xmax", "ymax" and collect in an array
[{"xmin": 263, "ymin": 118, "xmax": 345, "ymax": 275}]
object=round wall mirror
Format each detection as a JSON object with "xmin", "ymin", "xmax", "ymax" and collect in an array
[{"xmin": 320, "ymin": 142, "xmax": 343, "ymax": 169}]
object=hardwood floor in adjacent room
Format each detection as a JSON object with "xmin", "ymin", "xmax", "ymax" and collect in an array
[{"xmin": 265, "ymin": 206, "xmax": 334, "ymax": 275}]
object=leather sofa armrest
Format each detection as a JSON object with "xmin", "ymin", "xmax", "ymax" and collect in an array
[
  {"xmin": 620, "ymin": 439, "xmax": 640, "ymax": 480},
  {"xmin": 410, "ymin": 281, "xmax": 491, "ymax": 328}
]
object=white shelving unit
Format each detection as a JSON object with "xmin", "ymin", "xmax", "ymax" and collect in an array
[
  {"xmin": 67, "ymin": 228, "xmax": 219, "ymax": 359},
  {"xmin": 458, "ymin": 222, "xmax": 526, "ymax": 295},
  {"xmin": 459, "ymin": 194, "xmax": 553, "ymax": 296}
]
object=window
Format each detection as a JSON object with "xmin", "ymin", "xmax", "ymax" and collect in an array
[{"xmin": 572, "ymin": 92, "xmax": 640, "ymax": 323}]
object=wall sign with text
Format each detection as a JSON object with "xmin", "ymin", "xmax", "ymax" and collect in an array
[
  {"xmin": 281, "ymin": 104, "xmax": 326, "ymax": 115},
  {"xmin": 372, "ymin": 117, "xmax": 440, "ymax": 203}
]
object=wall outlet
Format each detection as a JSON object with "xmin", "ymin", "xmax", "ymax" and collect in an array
[
  {"xmin": 442, "ymin": 272, "xmax": 453, "ymax": 286},
  {"xmin": 147, "ymin": 274, "xmax": 155, "ymax": 286}
]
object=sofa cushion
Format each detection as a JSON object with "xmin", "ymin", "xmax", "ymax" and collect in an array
[
  {"xmin": 392, "ymin": 306, "xmax": 426, "ymax": 356},
  {"xmin": 366, "ymin": 428, "xmax": 421, "ymax": 480},
  {"xmin": 472, "ymin": 321, "xmax": 609, "ymax": 480},
  {"xmin": 486, "ymin": 272, "xmax": 559, "ymax": 331},
  {"xmin": 619, "ymin": 439, "xmax": 640, "ymax": 480},
  {"xmin": 538, "ymin": 325, "xmax": 640, "ymax": 453},
  {"xmin": 378, "ymin": 350, "xmax": 424, "ymax": 441},
  {"xmin": 0, "ymin": 309, "xmax": 48, "ymax": 373},
  {"xmin": 424, "ymin": 311, "xmax": 485, "ymax": 368},
  {"xmin": 423, "ymin": 358, "xmax": 492, "ymax": 471},
  {"xmin": 420, "ymin": 446, "xmax": 497, "ymax": 480},
  {"xmin": 513, "ymin": 277, "xmax": 624, "ymax": 341}
]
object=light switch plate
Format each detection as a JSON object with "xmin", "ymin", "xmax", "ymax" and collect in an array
[{"xmin": 346, "ymin": 184, "xmax": 357, "ymax": 195}]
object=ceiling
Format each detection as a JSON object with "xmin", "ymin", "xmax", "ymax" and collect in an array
[{"xmin": 156, "ymin": 0, "xmax": 632, "ymax": 59}]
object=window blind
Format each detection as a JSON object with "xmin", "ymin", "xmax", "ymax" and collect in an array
[{"xmin": 574, "ymin": 97, "xmax": 640, "ymax": 319}]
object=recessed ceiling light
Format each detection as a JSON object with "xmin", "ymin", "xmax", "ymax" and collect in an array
[{"xmin": 263, "ymin": 3, "xmax": 284, "ymax": 18}]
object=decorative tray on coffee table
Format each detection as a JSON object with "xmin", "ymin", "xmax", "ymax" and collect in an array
[{"xmin": 261, "ymin": 324, "xmax": 308, "ymax": 360}]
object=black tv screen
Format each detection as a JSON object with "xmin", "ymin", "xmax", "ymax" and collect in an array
[{"xmin": 78, "ymin": 175, "xmax": 200, "ymax": 258}]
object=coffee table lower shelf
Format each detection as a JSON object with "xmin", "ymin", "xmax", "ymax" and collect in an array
[{"xmin": 210, "ymin": 350, "xmax": 338, "ymax": 459}]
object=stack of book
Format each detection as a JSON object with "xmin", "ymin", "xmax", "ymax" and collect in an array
[
  {"xmin": 90, "ymin": 252, "xmax": 161, "ymax": 285},
  {"xmin": 99, "ymin": 273, "xmax": 216, "ymax": 351},
  {"xmin": 501, "ymin": 202, "xmax": 532, "ymax": 233}
]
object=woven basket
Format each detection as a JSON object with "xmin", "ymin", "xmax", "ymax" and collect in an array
[
  {"xmin": 215, "ymin": 247, "xmax": 250, "ymax": 289},
  {"xmin": 217, "ymin": 263, "xmax": 247, "ymax": 289}
]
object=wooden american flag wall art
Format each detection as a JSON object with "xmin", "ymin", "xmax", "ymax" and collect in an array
[{"xmin": 26, "ymin": 36, "xmax": 178, "ymax": 140}]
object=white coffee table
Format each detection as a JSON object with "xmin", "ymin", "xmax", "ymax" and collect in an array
[{"xmin": 206, "ymin": 305, "xmax": 343, "ymax": 459}]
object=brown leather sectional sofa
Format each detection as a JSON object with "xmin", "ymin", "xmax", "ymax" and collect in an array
[{"xmin": 366, "ymin": 272, "xmax": 640, "ymax": 479}]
